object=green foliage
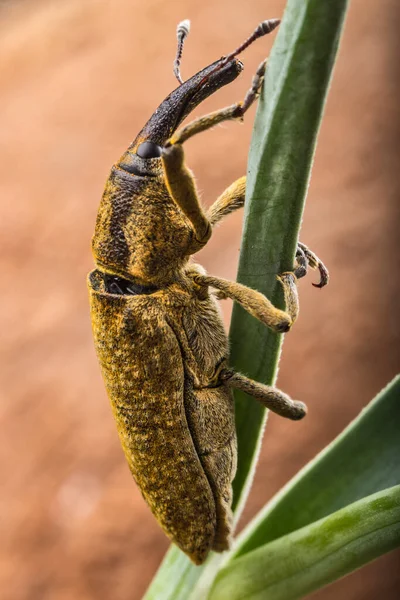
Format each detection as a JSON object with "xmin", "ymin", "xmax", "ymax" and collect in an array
[
  {"xmin": 209, "ymin": 378, "xmax": 400, "ymax": 600},
  {"xmin": 144, "ymin": 2, "xmax": 400, "ymax": 599},
  {"xmin": 234, "ymin": 376, "xmax": 400, "ymax": 557},
  {"xmin": 229, "ymin": 0, "xmax": 349, "ymax": 520},
  {"xmin": 210, "ymin": 485, "xmax": 400, "ymax": 600}
]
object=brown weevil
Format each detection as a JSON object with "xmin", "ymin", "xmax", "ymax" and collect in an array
[{"xmin": 88, "ymin": 19, "xmax": 328, "ymax": 565}]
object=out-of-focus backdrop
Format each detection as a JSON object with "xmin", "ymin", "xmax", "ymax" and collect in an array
[{"xmin": 1, "ymin": 0, "xmax": 399, "ymax": 598}]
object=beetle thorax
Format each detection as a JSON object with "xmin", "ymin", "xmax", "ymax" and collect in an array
[{"xmin": 92, "ymin": 167, "xmax": 193, "ymax": 286}]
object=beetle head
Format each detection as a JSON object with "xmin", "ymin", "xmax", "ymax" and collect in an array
[
  {"xmin": 92, "ymin": 57, "xmax": 243, "ymax": 286},
  {"xmin": 117, "ymin": 57, "xmax": 243, "ymax": 176}
]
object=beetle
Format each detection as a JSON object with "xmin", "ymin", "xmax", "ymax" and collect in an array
[{"xmin": 88, "ymin": 19, "xmax": 328, "ymax": 565}]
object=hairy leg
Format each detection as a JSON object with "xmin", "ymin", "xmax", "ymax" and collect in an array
[
  {"xmin": 162, "ymin": 144, "xmax": 211, "ymax": 253},
  {"xmin": 220, "ymin": 369, "xmax": 307, "ymax": 420},
  {"xmin": 207, "ymin": 177, "xmax": 246, "ymax": 226},
  {"xmin": 161, "ymin": 62, "xmax": 266, "ymax": 253},
  {"xmin": 192, "ymin": 272, "xmax": 299, "ymax": 332},
  {"xmin": 205, "ymin": 179, "xmax": 329, "ymax": 290}
]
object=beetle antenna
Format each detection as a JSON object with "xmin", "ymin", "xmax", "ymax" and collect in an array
[
  {"xmin": 222, "ymin": 19, "xmax": 280, "ymax": 65},
  {"xmin": 174, "ymin": 19, "xmax": 191, "ymax": 85},
  {"xmin": 197, "ymin": 19, "xmax": 280, "ymax": 89}
]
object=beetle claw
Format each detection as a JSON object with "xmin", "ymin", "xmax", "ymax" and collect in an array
[{"xmin": 296, "ymin": 242, "xmax": 329, "ymax": 288}]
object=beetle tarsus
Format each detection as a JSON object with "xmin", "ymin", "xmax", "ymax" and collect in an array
[
  {"xmin": 277, "ymin": 271, "xmax": 299, "ymax": 325},
  {"xmin": 240, "ymin": 59, "xmax": 267, "ymax": 115},
  {"xmin": 297, "ymin": 241, "xmax": 330, "ymax": 288},
  {"xmin": 294, "ymin": 245, "xmax": 308, "ymax": 280}
]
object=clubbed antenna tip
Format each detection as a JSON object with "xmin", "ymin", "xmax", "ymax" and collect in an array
[
  {"xmin": 177, "ymin": 19, "xmax": 190, "ymax": 38},
  {"xmin": 222, "ymin": 18, "xmax": 281, "ymax": 65},
  {"xmin": 174, "ymin": 19, "xmax": 191, "ymax": 85},
  {"xmin": 259, "ymin": 18, "xmax": 281, "ymax": 35}
]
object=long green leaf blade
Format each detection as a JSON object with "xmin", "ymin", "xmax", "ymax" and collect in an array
[
  {"xmin": 209, "ymin": 486, "xmax": 400, "ymax": 600},
  {"xmin": 144, "ymin": 0, "xmax": 349, "ymax": 597},
  {"xmin": 234, "ymin": 375, "xmax": 400, "ymax": 557},
  {"xmin": 142, "ymin": 550, "xmax": 201, "ymax": 600},
  {"xmin": 230, "ymin": 0, "xmax": 349, "ymax": 518}
]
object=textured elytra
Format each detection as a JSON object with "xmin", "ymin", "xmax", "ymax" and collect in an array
[{"xmin": 89, "ymin": 267, "xmax": 235, "ymax": 563}]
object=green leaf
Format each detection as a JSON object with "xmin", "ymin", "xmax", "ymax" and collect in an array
[
  {"xmin": 209, "ymin": 485, "xmax": 400, "ymax": 600},
  {"xmin": 230, "ymin": 0, "xmax": 349, "ymax": 520},
  {"xmin": 234, "ymin": 375, "xmax": 400, "ymax": 557},
  {"xmin": 143, "ymin": 1, "xmax": 349, "ymax": 597},
  {"xmin": 142, "ymin": 550, "xmax": 202, "ymax": 600}
]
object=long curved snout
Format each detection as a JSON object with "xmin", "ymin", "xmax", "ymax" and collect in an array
[
  {"xmin": 128, "ymin": 58, "xmax": 243, "ymax": 151},
  {"xmin": 117, "ymin": 18, "xmax": 281, "ymax": 172}
]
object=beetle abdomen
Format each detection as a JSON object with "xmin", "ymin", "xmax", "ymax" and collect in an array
[
  {"xmin": 88, "ymin": 272, "xmax": 219, "ymax": 563},
  {"xmin": 185, "ymin": 387, "xmax": 237, "ymax": 552},
  {"xmin": 181, "ymin": 286, "xmax": 237, "ymax": 552}
]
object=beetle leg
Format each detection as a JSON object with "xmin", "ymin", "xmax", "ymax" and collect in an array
[
  {"xmin": 207, "ymin": 176, "xmax": 246, "ymax": 226},
  {"xmin": 204, "ymin": 178, "xmax": 330, "ymax": 290},
  {"xmin": 162, "ymin": 143, "xmax": 212, "ymax": 253},
  {"xmin": 276, "ymin": 272, "xmax": 299, "ymax": 324},
  {"xmin": 205, "ymin": 182, "xmax": 329, "ymax": 287},
  {"xmin": 220, "ymin": 369, "xmax": 307, "ymax": 420},
  {"xmin": 165, "ymin": 60, "xmax": 267, "ymax": 147},
  {"xmin": 161, "ymin": 153, "xmax": 247, "ymax": 252},
  {"xmin": 296, "ymin": 242, "xmax": 329, "ymax": 288},
  {"xmin": 193, "ymin": 273, "xmax": 299, "ymax": 332}
]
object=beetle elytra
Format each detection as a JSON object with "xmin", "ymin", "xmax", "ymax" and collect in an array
[{"xmin": 88, "ymin": 19, "xmax": 328, "ymax": 565}]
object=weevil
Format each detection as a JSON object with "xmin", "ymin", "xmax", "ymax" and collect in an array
[{"xmin": 88, "ymin": 19, "xmax": 329, "ymax": 565}]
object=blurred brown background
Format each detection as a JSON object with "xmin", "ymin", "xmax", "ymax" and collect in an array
[{"xmin": 1, "ymin": 0, "xmax": 399, "ymax": 599}]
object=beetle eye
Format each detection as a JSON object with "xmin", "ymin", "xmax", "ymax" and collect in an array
[{"xmin": 136, "ymin": 141, "xmax": 163, "ymax": 159}]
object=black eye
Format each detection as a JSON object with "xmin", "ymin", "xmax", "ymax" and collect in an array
[{"xmin": 136, "ymin": 141, "xmax": 163, "ymax": 159}]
